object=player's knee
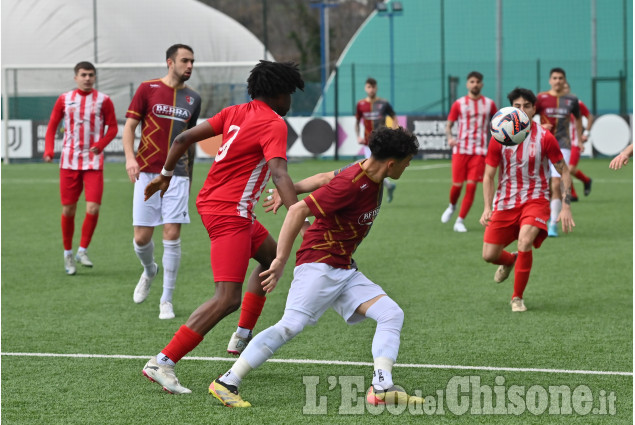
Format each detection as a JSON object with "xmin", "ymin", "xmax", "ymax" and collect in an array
[
  {"xmin": 482, "ymin": 251, "xmax": 498, "ymax": 263},
  {"xmin": 369, "ymin": 297, "xmax": 404, "ymax": 330},
  {"xmin": 274, "ymin": 311, "xmax": 310, "ymax": 341}
]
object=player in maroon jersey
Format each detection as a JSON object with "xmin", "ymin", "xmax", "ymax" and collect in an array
[
  {"xmin": 563, "ymin": 82, "xmax": 593, "ymax": 201},
  {"xmin": 140, "ymin": 60, "xmax": 305, "ymax": 394},
  {"xmin": 535, "ymin": 68, "xmax": 582, "ymax": 237},
  {"xmin": 480, "ymin": 88, "xmax": 574, "ymax": 312},
  {"xmin": 44, "ymin": 61, "xmax": 118, "ymax": 275},
  {"xmin": 209, "ymin": 127, "xmax": 424, "ymax": 408},
  {"xmin": 441, "ymin": 71, "xmax": 498, "ymax": 232},
  {"xmin": 122, "ymin": 44, "xmax": 202, "ymax": 320},
  {"xmin": 355, "ymin": 77, "xmax": 399, "ymax": 202}
]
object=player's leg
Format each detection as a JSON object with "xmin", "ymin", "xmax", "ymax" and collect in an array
[
  {"xmin": 76, "ymin": 170, "xmax": 103, "ymax": 267},
  {"xmin": 158, "ymin": 176, "xmax": 191, "ymax": 319},
  {"xmin": 548, "ymin": 177, "xmax": 562, "ymax": 237},
  {"xmin": 132, "ymin": 173, "xmax": 161, "ymax": 304},
  {"xmin": 568, "ymin": 148, "xmax": 580, "ymax": 201},
  {"xmin": 443, "ymin": 154, "xmax": 465, "ymax": 224},
  {"xmin": 482, "ymin": 209, "xmax": 519, "ymax": 283},
  {"xmin": 228, "ymin": 222, "xmax": 272, "ymax": 354},
  {"xmin": 455, "ymin": 156, "xmax": 485, "ymax": 232},
  {"xmin": 59, "ymin": 169, "xmax": 82, "ymax": 275}
]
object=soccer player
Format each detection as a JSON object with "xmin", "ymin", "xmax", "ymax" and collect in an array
[
  {"xmin": 140, "ymin": 60, "xmax": 305, "ymax": 394},
  {"xmin": 355, "ymin": 77, "xmax": 399, "ymax": 202},
  {"xmin": 209, "ymin": 127, "xmax": 423, "ymax": 408},
  {"xmin": 535, "ymin": 67, "xmax": 582, "ymax": 237},
  {"xmin": 441, "ymin": 71, "xmax": 498, "ymax": 232},
  {"xmin": 564, "ymin": 82, "xmax": 593, "ymax": 201},
  {"xmin": 122, "ymin": 44, "xmax": 201, "ymax": 320},
  {"xmin": 480, "ymin": 88, "xmax": 574, "ymax": 312},
  {"xmin": 609, "ymin": 144, "xmax": 633, "ymax": 170},
  {"xmin": 44, "ymin": 61, "xmax": 118, "ymax": 275}
]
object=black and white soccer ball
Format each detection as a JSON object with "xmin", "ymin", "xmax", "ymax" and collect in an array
[{"xmin": 490, "ymin": 107, "xmax": 531, "ymax": 146}]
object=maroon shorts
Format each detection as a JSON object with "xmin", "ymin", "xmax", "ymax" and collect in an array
[
  {"xmin": 59, "ymin": 169, "xmax": 103, "ymax": 205},
  {"xmin": 483, "ymin": 200, "xmax": 550, "ymax": 249},
  {"xmin": 201, "ymin": 214, "xmax": 269, "ymax": 283},
  {"xmin": 569, "ymin": 146, "xmax": 581, "ymax": 167},
  {"xmin": 452, "ymin": 154, "xmax": 485, "ymax": 183}
]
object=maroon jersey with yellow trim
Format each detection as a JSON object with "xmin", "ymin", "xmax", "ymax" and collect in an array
[
  {"xmin": 356, "ymin": 97, "xmax": 395, "ymax": 144},
  {"xmin": 296, "ymin": 161, "xmax": 383, "ymax": 269},
  {"xmin": 126, "ymin": 79, "xmax": 201, "ymax": 176},
  {"xmin": 535, "ymin": 91, "xmax": 580, "ymax": 149}
]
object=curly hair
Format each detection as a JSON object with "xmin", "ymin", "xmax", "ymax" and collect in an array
[
  {"xmin": 507, "ymin": 87, "xmax": 537, "ymax": 106},
  {"xmin": 247, "ymin": 60, "xmax": 305, "ymax": 99},
  {"xmin": 369, "ymin": 127, "xmax": 419, "ymax": 160}
]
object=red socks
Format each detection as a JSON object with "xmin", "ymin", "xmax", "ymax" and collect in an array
[
  {"xmin": 238, "ymin": 292, "xmax": 267, "ymax": 330},
  {"xmin": 162, "ymin": 325, "xmax": 204, "ymax": 363},
  {"xmin": 449, "ymin": 185, "xmax": 461, "ymax": 205},
  {"xmin": 80, "ymin": 213, "xmax": 99, "ymax": 249},
  {"xmin": 574, "ymin": 169, "xmax": 590, "ymax": 183},
  {"xmin": 61, "ymin": 214, "xmax": 75, "ymax": 250},
  {"xmin": 512, "ymin": 251, "xmax": 532, "ymax": 299},
  {"xmin": 458, "ymin": 183, "xmax": 476, "ymax": 220},
  {"xmin": 571, "ymin": 184, "xmax": 578, "ymax": 199},
  {"xmin": 493, "ymin": 250, "xmax": 516, "ymax": 266}
]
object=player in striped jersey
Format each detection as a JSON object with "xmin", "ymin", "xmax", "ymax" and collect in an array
[
  {"xmin": 564, "ymin": 82, "xmax": 593, "ymax": 201},
  {"xmin": 442, "ymin": 71, "xmax": 498, "ymax": 232},
  {"xmin": 480, "ymin": 88, "xmax": 574, "ymax": 312},
  {"xmin": 44, "ymin": 61, "xmax": 118, "ymax": 275}
]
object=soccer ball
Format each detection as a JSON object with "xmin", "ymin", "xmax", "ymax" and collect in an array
[{"xmin": 490, "ymin": 107, "xmax": 531, "ymax": 146}]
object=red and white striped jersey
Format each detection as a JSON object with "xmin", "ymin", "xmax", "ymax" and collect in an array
[
  {"xmin": 45, "ymin": 89, "xmax": 117, "ymax": 170},
  {"xmin": 447, "ymin": 95, "xmax": 498, "ymax": 156},
  {"xmin": 486, "ymin": 122, "xmax": 563, "ymax": 211},
  {"xmin": 569, "ymin": 100, "xmax": 590, "ymax": 148}
]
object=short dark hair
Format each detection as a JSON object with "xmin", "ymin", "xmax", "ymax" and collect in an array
[
  {"xmin": 467, "ymin": 71, "xmax": 483, "ymax": 81},
  {"xmin": 166, "ymin": 44, "xmax": 194, "ymax": 61},
  {"xmin": 369, "ymin": 127, "xmax": 419, "ymax": 160},
  {"xmin": 365, "ymin": 77, "xmax": 377, "ymax": 86},
  {"xmin": 74, "ymin": 61, "xmax": 96, "ymax": 75},
  {"xmin": 507, "ymin": 87, "xmax": 537, "ymax": 106},
  {"xmin": 247, "ymin": 60, "xmax": 304, "ymax": 99},
  {"xmin": 550, "ymin": 67, "xmax": 566, "ymax": 78}
]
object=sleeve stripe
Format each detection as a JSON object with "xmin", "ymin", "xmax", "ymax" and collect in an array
[{"xmin": 308, "ymin": 194, "xmax": 326, "ymax": 217}]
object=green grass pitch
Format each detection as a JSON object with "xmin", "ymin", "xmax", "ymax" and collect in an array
[{"xmin": 1, "ymin": 158, "xmax": 632, "ymax": 424}]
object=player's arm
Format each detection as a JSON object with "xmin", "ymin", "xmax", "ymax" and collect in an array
[
  {"xmin": 44, "ymin": 96, "xmax": 65, "ymax": 162},
  {"xmin": 445, "ymin": 119, "xmax": 457, "ymax": 148},
  {"xmin": 552, "ymin": 159, "xmax": 575, "ymax": 233},
  {"xmin": 259, "ymin": 200, "xmax": 312, "ymax": 293},
  {"xmin": 609, "ymin": 144, "xmax": 633, "ymax": 170},
  {"xmin": 355, "ymin": 116, "xmax": 365, "ymax": 144},
  {"xmin": 122, "ymin": 117, "xmax": 141, "ymax": 182},
  {"xmin": 263, "ymin": 170, "xmax": 336, "ymax": 214},
  {"xmin": 144, "ymin": 120, "xmax": 215, "ymax": 200},
  {"xmin": 91, "ymin": 98, "xmax": 118, "ymax": 154},
  {"xmin": 480, "ymin": 163, "xmax": 497, "ymax": 227}
]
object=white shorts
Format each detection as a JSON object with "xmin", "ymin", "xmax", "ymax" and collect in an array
[
  {"xmin": 549, "ymin": 148, "xmax": 571, "ymax": 178},
  {"xmin": 133, "ymin": 172, "xmax": 190, "ymax": 227},
  {"xmin": 284, "ymin": 263, "xmax": 386, "ymax": 325}
]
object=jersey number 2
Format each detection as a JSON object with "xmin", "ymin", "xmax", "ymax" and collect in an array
[{"xmin": 215, "ymin": 125, "xmax": 240, "ymax": 163}]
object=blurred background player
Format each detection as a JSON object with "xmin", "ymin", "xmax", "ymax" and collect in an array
[
  {"xmin": 355, "ymin": 77, "xmax": 399, "ymax": 202},
  {"xmin": 140, "ymin": 60, "xmax": 305, "ymax": 394},
  {"xmin": 535, "ymin": 67, "xmax": 582, "ymax": 237},
  {"xmin": 441, "ymin": 71, "xmax": 497, "ymax": 232},
  {"xmin": 480, "ymin": 88, "xmax": 574, "ymax": 312},
  {"xmin": 210, "ymin": 127, "xmax": 423, "ymax": 408},
  {"xmin": 44, "ymin": 61, "xmax": 118, "ymax": 275},
  {"xmin": 563, "ymin": 82, "xmax": 593, "ymax": 201},
  {"xmin": 609, "ymin": 144, "xmax": 633, "ymax": 170},
  {"xmin": 122, "ymin": 44, "xmax": 201, "ymax": 319}
]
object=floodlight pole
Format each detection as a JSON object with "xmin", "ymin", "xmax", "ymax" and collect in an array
[
  {"xmin": 310, "ymin": 1, "xmax": 338, "ymax": 116},
  {"xmin": 377, "ymin": 2, "xmax": 403, "ymax": 107}
]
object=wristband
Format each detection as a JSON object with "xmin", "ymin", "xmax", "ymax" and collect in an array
[
  {"xmin": 161, "ymin": 167, "xmax": 174, "ymax": 177},
  {"xmin": 582, "ymin": 130, "xmax": 589, "ymax": 137}
]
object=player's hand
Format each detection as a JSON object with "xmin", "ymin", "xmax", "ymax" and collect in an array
[
  {"xmin": 357, "ymin": 136, "xmax": 365, "ymax": 145},
  {"xmin": 448, "ymin": 137, "xmax": 458, "ymax": 148},
  {"xmin": 262, "ymin": 188, "xmax": 283, "ymax": 214},
  {"xmin": 144, "ymin": 175, "xmax": 171, "ymax": 200},
  {"xmin": 43, "ymin": 155, "xmax": 53, "ymax": 163},
  {"xmin": 541, "ymin": 123, "xmax": 554, "ymax": 131},
  {"xmin": 89, "ymin": 146, "xmax": 101, "ymax": 154},
  {"xmin": 609, "ymin": 153, "xmax": 630, "ymax": 170},
  {"xmin": 126, "ymin": 158, "xmax": 140, "ymax": 182},
  {"xmin": 259, "ymin": 258, "xmax": 286, "ymax": 293},
  {"xmin": 579, "ymin": 142, "xmax": 586, "ymax": 153},
  {"xmin": 557, "ymin": 208, "xmax": 575, "ymax": 233},
  {"xmin": 480, "ymin": 209, "xmax": 492, "ymax": 227}
]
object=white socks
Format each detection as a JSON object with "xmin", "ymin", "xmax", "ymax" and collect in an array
[
  {"xmin": 365, "ymin": 296, "xmax": 404, "ymax": 390},
  {"xmin": 550, "ymin": 199, "xmax": 562, "ymax": 224},
  {"xmin": 161, "ymin": 239, "xmax": 181, "ymax": 303},
  {"xmin": 133, "ymin": 239, "xmax": 156, "ymax": 277}
]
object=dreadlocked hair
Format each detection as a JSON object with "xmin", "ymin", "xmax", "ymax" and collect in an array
[{"xmin": 247, "ymin": 60, "xmax": 305, "ymax": 99}]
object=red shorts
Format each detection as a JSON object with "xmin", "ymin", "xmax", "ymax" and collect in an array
[
  {"xmin": 201, "ymin": 214, "xmax": 269, "ymax": 283},
  {"xmin": 59, "ymin": 169, "xmax": 104, "ymax": 205},
  {"xmin": 569, "ymin": 146, "xmax": 580, "ymax": 167},
  {"xmin": 483, "ymin": 200, "xmax": 550, "ymax": 249},
  {"xmin": 451, "ymin": 154, "xmax": 485, "ymax": 183}
]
